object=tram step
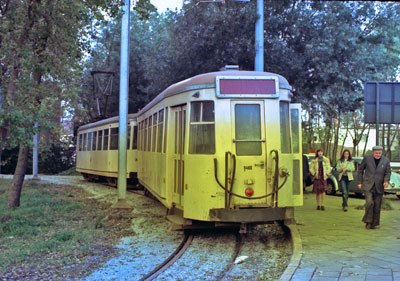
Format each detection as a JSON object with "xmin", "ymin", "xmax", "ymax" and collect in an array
[{"xmin": 166, "ymin": 215, "xmax": 192, "ymax": 228}]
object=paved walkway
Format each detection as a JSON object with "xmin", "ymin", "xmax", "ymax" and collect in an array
[{"xmin": 289, "ymin": 191, "xmax": 400, "ymax": 281}]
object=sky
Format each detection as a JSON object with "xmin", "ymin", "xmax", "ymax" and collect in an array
[{"xmin": 150, "ymin": 0, "xmax": 183, "ymax": 13}]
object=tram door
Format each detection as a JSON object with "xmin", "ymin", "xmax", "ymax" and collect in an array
[
  {"xmin": 289, "ymin": 103, "xmax": 303, "ymax": 198},
  {"xmin": 171, "ymin": 105, "xmax": 186, "ymax": 208},
  {"xmin": 231, "ymin": 101, "xmax": 269, "ymax": 205}
]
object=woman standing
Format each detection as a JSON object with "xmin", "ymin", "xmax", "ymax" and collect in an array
[
  {"xmin": 336, "ymin": 149, "xmax": 355, "ymax": 212},
  {"xmin": 310, "ymin": 149, "xmax": 332, "ymax": 211}
]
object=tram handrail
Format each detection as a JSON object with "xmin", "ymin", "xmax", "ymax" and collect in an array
[
  {"xmin": 270, "ymin": 149, "xmax": 279, "ymax": 208},
  {"xmin": 213, "ymin": 151, "xmax": 289, "ymax": 203}
]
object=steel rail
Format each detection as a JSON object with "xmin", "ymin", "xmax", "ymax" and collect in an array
[
  {"xmin": 215, "ymin": 233, "xmax": 244, "ymax": 281},
  {"xmin": 139, "ymin": 234, "xmax": 194, "ymax": 281}
]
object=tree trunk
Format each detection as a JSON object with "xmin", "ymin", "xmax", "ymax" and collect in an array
[
  {"xmin": 387, "ymin": 124, "xmax": 399, "ymax": 160},
  {"xmin": 332, "ymin": 116, "xmax": 340, "ymax": 166},
  {"xmin": 340, "ymin": 120, "xmax": 349, "ymax": 156},
  {"xmin": 6, "ymin": 144, "xmax": 29, "ymax": 208},
  {"xmin": 309, "ymin": 111, "xmax": 314, "ymax": 149},
  {"xmin": 362, "ymin": 125, "xmax": 371, "ymax": 157}
]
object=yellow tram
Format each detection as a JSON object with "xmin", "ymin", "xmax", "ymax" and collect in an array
[
  {"xmin": 136, "ymin": 69, "xmax": 302, "ymax": 228},
  {"xmin": 76, "ymin": 68, "xmax": 303, "ymax": 229},
  {"xmin": 76, "ymin": 114, "xmax": 138, "ymax": 185}
]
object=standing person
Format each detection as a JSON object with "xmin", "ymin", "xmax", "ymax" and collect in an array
[
  {"xmin": 336, "ymin": 149, "xmax": 355, "ymax": 212},
  {"xmin": 310, "ymin": 149, "xmax": 332, "ymax": 211},
  {"xmin": 358, "ymin": 146, "xmax": 391, "ymax": 229}
]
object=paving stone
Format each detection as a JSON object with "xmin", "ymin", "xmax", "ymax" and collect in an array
[
  {"xmin": 339, "ymin": 275, "xmax": 366, "ymax": 281},
  {"xmin": 311, "ymin": 277, "xmax": 338, "ymax": 281},
  {"xmin": 291, "ymin": 272, "xmax": 314, "ymax": 281},
  {"xmin": 313, "ymin": 271, "xmax": 341, "ymax": 278},
  {"xmin": 365, "ymin": 275, "xmax": 393, "ymax": 281},
  {"xmin": 341, "ymin": 266, "xmax": 369, "ymax": 275},
  {"xmin": 365, "ymin": 268, "xmax": 393, "ymax": 275},
  {"xmin": 290, "ymin": 193, "xmax": 400, "ymax": 281},
  {"xmin": 295, "ymin": 267, "xmax": 316, "ymax": 273}
]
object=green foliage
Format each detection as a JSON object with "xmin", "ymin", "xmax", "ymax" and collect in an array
[
  {"xmin": 94, "ymin": 215, "xmax": 106, "ymax": 229},
  {"xmin": 0, "ymin": 179, "xmax": 121, "ymax": 278},
  {"xmin": 81, "ymin": 1, "xmax": 400, "ymax": 124},
  {"xmin": 57, "ymin": 167, "xmax": 81, "ymax": 176},
  {"xmin": 0, "ymin": 0, "xmax": 124, "ymax": 150}
]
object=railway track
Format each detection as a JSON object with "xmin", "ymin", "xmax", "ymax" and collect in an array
[
  {"xmin": 215, "ymin": 233, "xmax": 244, "ymax": 281},
  {"xmin": 37, "ymin": 177, "xmax": 291, "ymax": 280},
  {"xmin": 139, "ymin": 233, "xmax": 194, "ymax": 281}
]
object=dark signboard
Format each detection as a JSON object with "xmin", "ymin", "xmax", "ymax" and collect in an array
[{"xmin": 364, "ymin": 82, "xmax": 400, "ymax": 124}]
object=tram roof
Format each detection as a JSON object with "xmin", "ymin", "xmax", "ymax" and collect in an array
[
  {"xmin": 77, "ymin": 113, "xmax": 137, "ymax": 132},
  {"xmin": 138, "ymin": 70, "xmax": 291, "ymax": 116}
]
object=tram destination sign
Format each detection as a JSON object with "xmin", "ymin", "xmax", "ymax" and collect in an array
[
  {"xmin": 364, "ymin": 82, "xmax": 400, "ymax": 124},
  {"xmin": 216, "ymin": 76, "xmax": 279, "ymax": 98}
]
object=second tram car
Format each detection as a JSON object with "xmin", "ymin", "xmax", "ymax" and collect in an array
[{"xmin": 76, "ymin": 113, "xmax": 138, "ymax": 185}]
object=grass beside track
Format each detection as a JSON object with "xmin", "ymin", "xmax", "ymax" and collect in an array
[{"xmin": 0, "ymin": 178, "xmax": 132, "ymax": 280}]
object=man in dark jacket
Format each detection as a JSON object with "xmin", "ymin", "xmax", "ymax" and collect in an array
[{"xmin": 358, "ymin": 146, "xmax": 391, "ymax": 229}]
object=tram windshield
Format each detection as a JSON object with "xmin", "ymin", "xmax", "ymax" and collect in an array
[{"xmin": 234, "ymin": 104, "xmax": 262, "ymax": 156}]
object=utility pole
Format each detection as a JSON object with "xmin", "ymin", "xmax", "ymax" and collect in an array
[
  {"xmin": 113, "ymin": 0, "xmax": 131, "ymax": 209},
  {"xmin": 254, "ymin": 0, "xmax": 264, "ymax": 71}
]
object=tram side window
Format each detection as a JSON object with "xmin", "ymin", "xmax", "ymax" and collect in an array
[
  {"xmin": 139, "ymin": 122, "xmax": 143, "ymax": 151},
  {"xmin": 142, "ymin": 121, "xmax": 145, "ymax": 151},
  {"xmin": 137, "ymin": 122, "xmax": 141, "ymax": 151},
  {"xmin": 103, "ymin": 129, "xmax": 109, "ymax": 150},
  {"xmin": 137, "ymin": 123, "xmax": 140, "ymax": 150},
  {"xmin": 148, "ymin": 116, "xmax": 152, "ymax": 152},
  {"xmin": 92, "ymin": 131, "xmax": 97, "ymax": 151},
  {"xmin": 133, "ymin": 125, "xmax": 138, "ymax": 149},
  {"xmin": 97, "ymin": 130, "xmax": 102, "ymax": 150},
  {"xmin": 280, "ymin": 102, "xmax": 291, "ymax": 154},
  {"xmin": 87, "ymin": 132, "xmax": 92, "ymax": 151},
  {"xmin": 157, "ymin": 109, "xmax": 164, "ymax": 152},
  {"xmin": 152, "ymin": 113, "xmax": 157, "ymax": 152},
  {"xmin": 83, "ymin": 133, "xmax": 87, "ymax": 151},
  {"xmin": 291, "ymin": 108, "xmax": 300, "ymax": 154},
  {"xmin": 127, "ymin": 126, "xmax": 131, "ymax": 149},
  {"xmin": 144, "ymin": 119, "xmax": 148, "ymax": 151},
  {"xmin": 235, "ymin": 104, "xmax": 261, "ymax": 156},
  {"xmin": 189, "ymin": 101, "xmax": 215, "ymax": 154},
  {"xmin": 78, "ymin": 134, "xmax": 83, "ymax": 151},
  {"xmin": 164, "ymin": 108, "xmax": 168, "ymax": 153},
  {"xmin": 110, "ymin": 127, "xmax": 119, "ymax": 150}
]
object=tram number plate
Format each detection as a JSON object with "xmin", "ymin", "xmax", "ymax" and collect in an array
[{"xmin": 244, "ymin": 166, "xmax": 252, "ymax": 171}]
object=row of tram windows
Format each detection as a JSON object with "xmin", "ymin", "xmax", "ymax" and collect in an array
[
  {"xmin": 138, "ymin": 108, "xmax": 166, "ymax": 153},
  {"xmin": 78, "ymin": 126, "xmax": 138, "ymax": 151},
  {"xmin": 137, "ymin": 101, "xmax": 216, "ymax": 155}
]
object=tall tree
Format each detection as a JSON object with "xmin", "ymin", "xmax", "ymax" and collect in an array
[
  {"xmin": 0, "ymin": 0, "xmax": 123, "ymax": 208},
  {"xmin": 79, "ymin": 0, "xmax": 158, "ymax": 120},
  {"xmin": 80, "ymin": 1, "xmax": 400, "ymax": 160}
]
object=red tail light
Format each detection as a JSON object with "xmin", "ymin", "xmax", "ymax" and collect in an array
[{"xmin": 245, "ymin": 188, "xmax": 254, "ymax": 196}]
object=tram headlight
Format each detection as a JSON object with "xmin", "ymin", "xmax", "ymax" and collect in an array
[{"xmin": 245, "ymin": 188, "xmax": 254, "ymax": 197}]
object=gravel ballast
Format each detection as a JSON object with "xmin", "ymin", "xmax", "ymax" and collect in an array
[{"xmin": 26, "ymin": 176, "xmax": 292, "ymax": 280}]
